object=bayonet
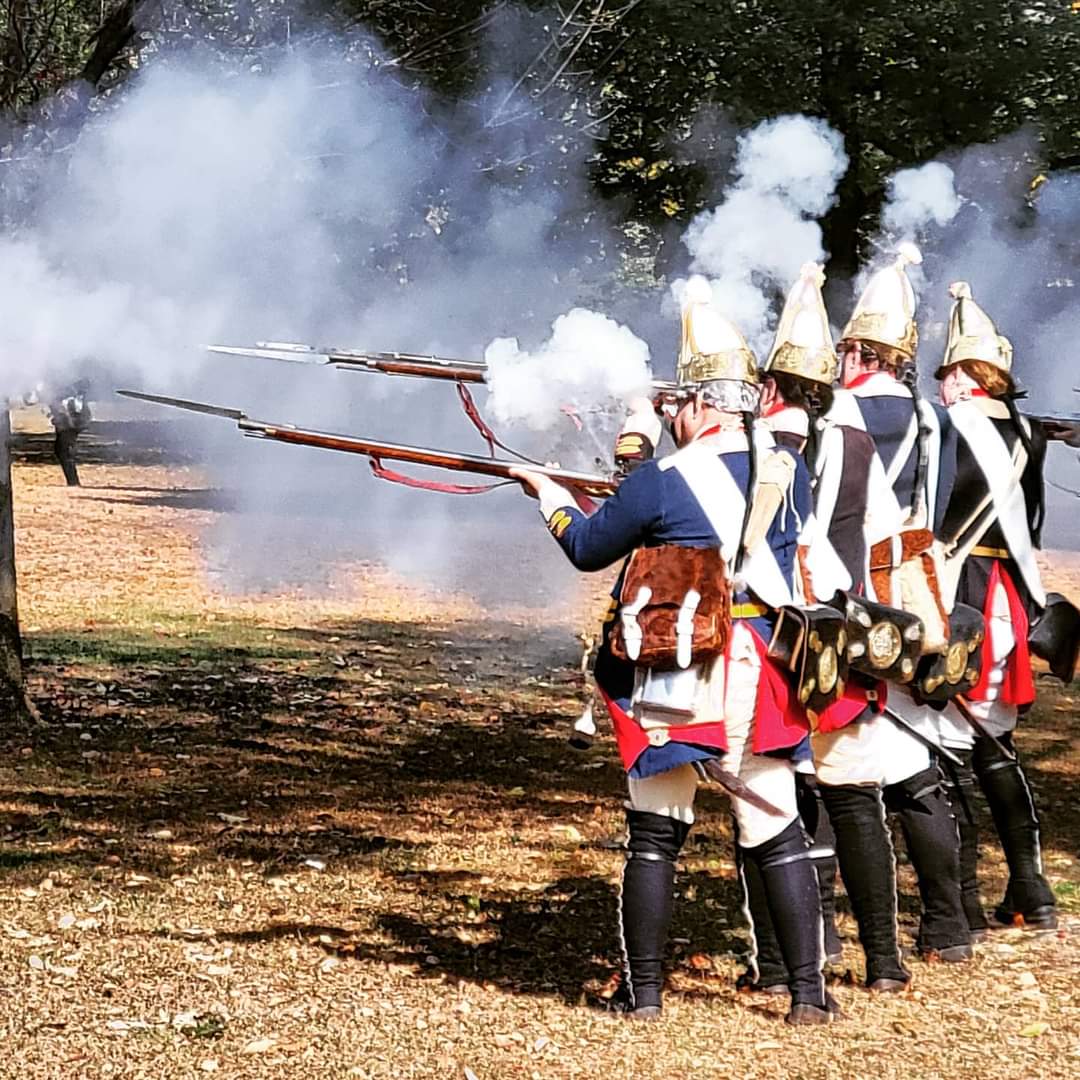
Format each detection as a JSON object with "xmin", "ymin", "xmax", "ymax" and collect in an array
[
  {"xmin": 117, "ymin": 390, "xmax": 246, "ymax": 421},
  {"xmin": 116, "ymin": 389, "xmax": 618, "ymax": 498}
]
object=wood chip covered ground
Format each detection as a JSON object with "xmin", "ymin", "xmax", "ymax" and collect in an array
[{"xmin": 1, "ymin": 460, "xmax": 1078, "ymax": 1079}]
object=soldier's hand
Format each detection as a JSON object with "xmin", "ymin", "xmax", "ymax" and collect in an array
[
  {"xmin": 1044, "ymin": 420, "xmax": 1080, "ymax": 448},
  {"xmin": 508, "ymin": 467, "xmax": 546, "ymax": 498}
]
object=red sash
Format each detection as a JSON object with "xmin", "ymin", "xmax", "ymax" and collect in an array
[
  {"xmin": 814, "ymin": 679, "xmax": 888, "ymax": 735},
  {"xmin": 600, "ymin": 626, "xmax": 810, "ymax": 773},
  {"xmin": 970, "ymin": 561, "xmax": 1035, "ymax": 707}
]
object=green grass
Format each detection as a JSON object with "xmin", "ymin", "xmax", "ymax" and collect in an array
[{"xmin": 24, "ymin": 618, "xmax": 323, "ymax": 666}]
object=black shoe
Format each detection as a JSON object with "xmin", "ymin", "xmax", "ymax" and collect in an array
[
  {"xmin": 620, "ymin": 1004, "xmax": 662, "ymax": 1022},
  {"xmin": 867, "ymin": 977, "xmax": 908, "ymax": 993},
  {"xmin": 607, "ymin": 981, "xmax": 662, "ymax": 1020},
  {"xmin": 992, "ymin": 903, "xmax": 1057, "ymax": 930},
  {"xmin": 920, "ymin": 943, "xmax": 973, "ymax": 963},
  {"xmin": 786, "ymin": 996, "xmax": 840, "ymax": 1026},
  {"xmin": 736, "ymin": 970, "xmax": 788, "ymax": 995}
]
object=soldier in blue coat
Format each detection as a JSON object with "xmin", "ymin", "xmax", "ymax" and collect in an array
[{"xmin": 514, "ymin": 280, "xmax": 836, "ymax": 1025}]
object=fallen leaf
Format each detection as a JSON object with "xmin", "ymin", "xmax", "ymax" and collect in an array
[
  {"xmin": 754, "ymin": 1041, "xmax": 783, "ymax": 1051},
  {"xmin": 464, "ymin": 1069, "xmax": 480, "ymax": 1080},
  {"xmin": 57, "ymin": 914, "xmax": 76, "ymax": 930},
  {"xmin": 28, "ymin": 955, "xmax": 45, "ymax": 971},
  {"xmin": 1019, "ymin": 1022, "xmax": 1050, "ymax": 1038},
  {"xmin": 216, "ymin": 813, "xmax": 249, "ymax": 825},
  {"xmin": 688, "ymin": 953, "xmax": 712, "ymax": 971},
  {"xmin": 199, "ymin": 1060, "xmax": 219, "ymax": 1072},
  {"xmin": 1017, "ymin": 971, "xmax": 1038, "ymax": 988},
  {"xmin": 242, "ymin": 1036, "xmax": 278, "ymax": 1054}
]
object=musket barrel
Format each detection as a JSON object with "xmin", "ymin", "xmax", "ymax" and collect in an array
[{"xmin": 238, "ymin": 420, "xmax": 617, "ymax": 496}]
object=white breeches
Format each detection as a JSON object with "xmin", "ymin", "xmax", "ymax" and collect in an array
[
  {"xmin": 626, "ymin": 622, "xmax": 799, "ymax": 849},
  {"xmin": 935, "ymin": 579, "xmax": 1018, "ymax": 746},
  {"xmin": 811, "ymin": 687, "xmax": 932, "ymax": 787}
]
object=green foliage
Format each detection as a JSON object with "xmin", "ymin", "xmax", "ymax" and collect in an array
[{"xmin": 0, "ymin": 0, "xmax": 110, "ymax": 110}]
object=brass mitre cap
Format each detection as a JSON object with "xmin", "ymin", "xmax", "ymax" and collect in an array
[
  {"xmin": 840, "ymin": 243, "xmax": 922, "ymax": 362},
  {"xmin": 764, "ymin": 262, "xmax": 837, "ymax": 386},
  {"xmin": 677, "ymin": 276, "xmax": 759, "ymax": 387},
  {"xmin": 935, "ymin": 281, "xmax": 1013, "ymax": 379}
]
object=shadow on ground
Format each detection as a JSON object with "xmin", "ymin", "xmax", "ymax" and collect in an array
[{"xmin": 1, "ymin": 613, "xmax": 1077, "ymax": 1006}]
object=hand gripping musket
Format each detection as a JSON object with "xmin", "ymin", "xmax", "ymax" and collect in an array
[{"xmin": 115, "ymin": 390, "xmax": 618, "ymax": 499}]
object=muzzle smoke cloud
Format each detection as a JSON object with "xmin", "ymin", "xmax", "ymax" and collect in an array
[
  {"xmin": 485, "ymin": 309, "xmax": 652, "ymax": 431},
  {"xmin": 677, "ymin": 114, "xmax": 849, "ymax": 356},
  {"xmin": 1, "ymin": 8, "xmax": 1076, "ymax": 607}
]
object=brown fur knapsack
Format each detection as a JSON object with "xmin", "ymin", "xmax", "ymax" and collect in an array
[{"xmin": 608, "ymin": 545, "xmax": 731, "ymax": 671}]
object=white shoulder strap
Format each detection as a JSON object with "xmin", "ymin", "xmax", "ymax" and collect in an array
[
  {"xmin": 812, "ymin": 422, "xmax": 845, "ymax": 533},
  {"xmin": 884, "ymin": 411, "xmax": 919, "ymax": 488},
  {"xmin": 946, "ymin": 401, "xmax": 1045, "ymax": 606},
  {"xmin": 666, "ymin": 444, "xmax": 794, "ymax": 608}
]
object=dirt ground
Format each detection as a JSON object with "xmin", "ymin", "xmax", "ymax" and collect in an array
[{"xmin": 1, "ymin": 460, "xmax": 1078, "ymax": 1080}]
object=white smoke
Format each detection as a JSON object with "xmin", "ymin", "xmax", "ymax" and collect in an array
[
  {"xmin": 884, "ymin": 132, "xmax": 1080, "ymax": 546},
  {"xmin": 881, "ymin": 161, "xmax": 962, "ymax": 240},
  {"xmin": 484, "ymin": 308, "xmax": 651, "ymax": 430},
  {"xmin": 0, "ymin": 23, "xmax": 651, "ymax": 602},
  {"xmin": 677, "ymin": 114, "xmax": 848, "ymax": 355}
]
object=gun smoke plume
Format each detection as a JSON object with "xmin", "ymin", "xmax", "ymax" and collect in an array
[
  {"xmin": 865, "ymin": 132, "xmax": 1079, "ymax": 547},
  {"xmin": 1, "ymin": 4, "xmax": 1077, "ymax": 615},
  {"xmin": 0, "ymin": 13, "xmax": 658, "ymax": 604},
  {"xmin": 485, "ymin": 309, "xmax": 652, "ymax": 431},
  {"xmin": 677, "ymin": 114, "xmax": 849, "ymax": 356}
]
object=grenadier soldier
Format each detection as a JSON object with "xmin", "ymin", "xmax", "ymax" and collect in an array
[
  {"xmin": 753, "ymin": 262, "xmax": 935, "ymax": 991},
  {"xmin": 820, "ymin": 246, "xmax": 973, "ymax": 973},
  {"xmin": 935, "ymin": 283, "xmax": 1057, "ymax": 931},
  {"xmin": 739, "ymin": 264, "xmax": 855, "ymax": 991},
  {"xmin": 513, "ymin": 279, "xmax": 836, "ymax": 1024}
]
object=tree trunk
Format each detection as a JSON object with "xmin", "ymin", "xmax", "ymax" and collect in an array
[
  {"xmin": 0, "ymin": 405, "xmax": 35, "ymax": 725},
  {"xmin": 0, "ymin": 404, "xmax": 23, "ymax": 700}
]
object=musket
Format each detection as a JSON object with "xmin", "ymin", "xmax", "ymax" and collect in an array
[
  {"xmin": 206, "ymin": 341, "xmax": 683, "ymax": 401},
  {"xmin": 206, "ymin": 342, "xmax": 489, "ymax": 384},
  {"xmin": 1027, "ymin": 410, "xmax": 1080, "ymax": 427},
  {"xmin": 115, "ymin": 390, "xmax": 618, "ymax": 498}
]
